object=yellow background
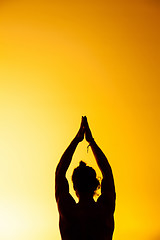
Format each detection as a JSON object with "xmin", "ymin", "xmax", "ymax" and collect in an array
[{"xmin": 0, "ymin": 0, "xmax": 159, "ymax": 239}]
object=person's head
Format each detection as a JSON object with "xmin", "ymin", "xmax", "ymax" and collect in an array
[{"xmin": 72, "ymin": 161, "xmax": 100, "ymax": 198}]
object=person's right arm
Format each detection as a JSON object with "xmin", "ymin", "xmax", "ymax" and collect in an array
[
  {"xmin": 84, "ymin": 117, "xmax": 116, "ymax": 212},
  {"xmin": 90, "ymin": 140, "xmax": 115, "ymax": 195}
]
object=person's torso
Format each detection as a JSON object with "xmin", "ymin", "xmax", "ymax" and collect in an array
[{"xmin": 59, "ymin": 202, "xmax": 114, "ymax": 240}]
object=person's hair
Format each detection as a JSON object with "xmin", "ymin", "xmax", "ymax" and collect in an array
[{"xmin": 72, "ymin": 161, "xmax": 100, "ymax": 196}]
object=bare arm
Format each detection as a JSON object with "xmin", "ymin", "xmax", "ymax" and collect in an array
[
  {"xmin": 90, "ymin": 140, "xmax": 115, "ymax": 195},
  {"xmin": 55, "ymin": 117, "xmax": 85, "ymax": 200},
  {"xmin": 84, "ymin": 116, "xmax": 115, "ymax": 196},
  {"xmin": 55, "ymin": 137, "xmax": 79, "ymax": 178}
]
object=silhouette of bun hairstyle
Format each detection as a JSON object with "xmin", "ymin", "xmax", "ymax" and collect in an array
[
  {"xmin": 79, "ymin": 161, "xmax": 86, "ymax": 167},
  {"xmin": 72, "ymin": 161, "xmax": 100, "ymax": 195}
]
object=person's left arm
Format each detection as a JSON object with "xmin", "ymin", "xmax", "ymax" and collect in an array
[{"xmin": 55, "ymin": 117, "xmax": 85, "ymax": 202}]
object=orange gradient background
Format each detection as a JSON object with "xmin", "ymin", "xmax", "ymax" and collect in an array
[{"xmin": 0, "ymin": 1, "xmax": 160, "ymax": 240}]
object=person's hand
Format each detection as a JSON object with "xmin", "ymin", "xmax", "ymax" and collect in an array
[
  {"xmin": 75, "ymin": 116, "xmax": 85, "ymax": 142},
  {"xmin": 83, "ymin": 116, "xmax": 94, "ymax": 143}
]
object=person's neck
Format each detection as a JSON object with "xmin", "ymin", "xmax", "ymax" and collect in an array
[{"xmin": 78, "ymin": 193, "xmax": 95, "ymax": 206}]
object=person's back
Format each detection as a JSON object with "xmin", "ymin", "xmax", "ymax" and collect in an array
[
  {"xmin": 55, "ymin": 117, "xmax": 116, "ymax": 240},
  {"xmin": 58, "ymin": 196, "xmax": 114, "ymax": 240}
]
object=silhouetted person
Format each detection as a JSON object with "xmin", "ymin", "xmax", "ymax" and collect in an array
[{"xmin": 55, "ymin": 116, "xmax": 116, "ymax": 240}]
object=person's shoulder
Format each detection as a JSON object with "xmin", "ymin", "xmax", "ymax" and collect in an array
[
  {"xmin": 57, "ymin": 192, "xmax": 77, "ymax": 217},
  {"xmin": 55, "ymin": 176, "xmax": 76, "ymax": 206},
  {"xmin": 96, "ymin": 193, "xmax": 116, "ymax": 215}
]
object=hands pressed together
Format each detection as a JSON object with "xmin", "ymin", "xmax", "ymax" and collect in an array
[{"xmin": 75, "ymin": 116, "xmax": 94, "ymax": 143}]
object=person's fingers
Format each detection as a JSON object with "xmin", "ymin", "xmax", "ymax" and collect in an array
[
  {"xmin": 85, "ymin": 118, "xmax": 89, "ymax": 129},
  {"xmin": 80, "ymin": 117, "xmax": 84, "ymax": 128},
  {"xmin": 81, "ymin": 116, "xmax": 86, "ymax": 129},
  {"xmin": 83, "ymin": 116, "xmax": 88, "ymax": 127}
]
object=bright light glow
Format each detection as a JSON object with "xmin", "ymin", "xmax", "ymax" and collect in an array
[
  {"xmin": 0, "ymin": 1, "xmax": 159, "ymax": 240},
  {"xmin": 0, "ymin": 203, "xmax": 29, "ymax": 239}
]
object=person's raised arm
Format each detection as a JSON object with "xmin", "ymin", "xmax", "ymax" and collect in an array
[
  {"xmin": 55, "ymin": 117, "xmax": 85, "ymax": 210},
  {"xmin": 84, "ymin": 117, "xmax": 115, "ymax": 196},
  {"xmin": 55, "ymin": 117, "xmax": 85, "ymax": 179}
]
